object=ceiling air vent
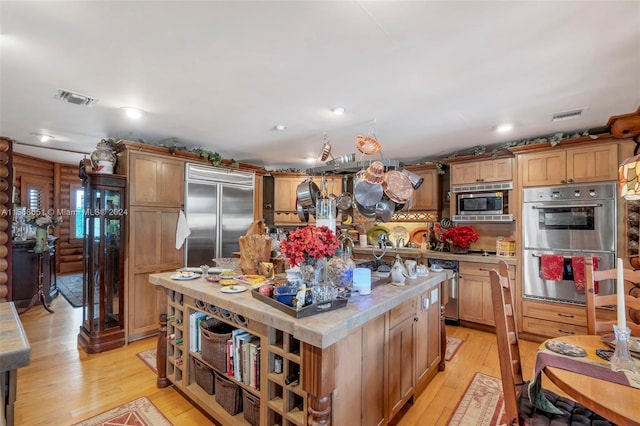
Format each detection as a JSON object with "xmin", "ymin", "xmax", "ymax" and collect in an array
[
  {"xmin": 54, "ymin": 89, "xmax": 98, "ymax": 107},
  {"xmin": 551, "ymin": 109, "xmax": 583, "ymax": 122}
]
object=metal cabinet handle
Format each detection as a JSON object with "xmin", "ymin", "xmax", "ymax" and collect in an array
[
  {"xmin": 479, "ymin": 268, "xmax": 492, "ymax": 272},
  {"xmin": 568, "ymin": 178, "xmax": 575, "ymax": 183},
  {"xmin": 414, "ymin": 316, "xmax": 419, "ymax": 322},
  {"xmin": 558, "ymin": 329, "xmax": 576, "ymax": 335},
  {"xmin": 557, "ymin": 313, "xmax": 574, "ymax": 318},
  {"xmin": 560, "ymin": 179, "xmax": 566, "ymax": 184}
]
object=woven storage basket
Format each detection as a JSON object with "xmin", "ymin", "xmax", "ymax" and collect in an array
[
  {"xmin": 242, "ymin": 389, "xmax": 260, "ymax": 426},
  {"xmin": 215, "ymin": 372, "xmax": 242, "ymax": 415},
  {"xmin": 194, "ymin": 358, "xmax": 215, "ymax": 395},
  {"xmin": 200, "ymin": 318, "xmax": 234, "ymax": 372}
]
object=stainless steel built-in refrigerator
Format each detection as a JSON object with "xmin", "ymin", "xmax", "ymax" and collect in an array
[{"xmin": 184, "ymin": 163, "xmax": 255, "ymax": 266}]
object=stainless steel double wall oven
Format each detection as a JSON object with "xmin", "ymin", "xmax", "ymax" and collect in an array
[{"xmin": 522, "ymin": 182, "xmax": 617, "ymax": 305}]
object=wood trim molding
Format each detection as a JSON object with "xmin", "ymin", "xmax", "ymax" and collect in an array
[{"xmin": 115, "ymin": 140, "xmax": 270, "ymax": 175}]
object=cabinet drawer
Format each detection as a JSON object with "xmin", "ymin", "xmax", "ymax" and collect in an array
[
  {"xmin": 459, "ymin": 262, "xmax": 512, "ymax": 276},
  {"xmin": 522, "ymin": 317, "xmax": 587, "ymax": 338},
  {"xmin": 522, "ymin": 301, "xmax": 586, "ymax": 326},
  {"xmin": 389, "ymin": 299, "xmax": 416, "ymax": 329}
]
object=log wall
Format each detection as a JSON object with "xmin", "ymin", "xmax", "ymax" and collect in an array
[
  {"xmin": 13, "ymin": 153, "xmax": 83, "ymax": 274},
  {"xmin": 0, "ymin": 137, "xmax": 13, "ymax": 301}
]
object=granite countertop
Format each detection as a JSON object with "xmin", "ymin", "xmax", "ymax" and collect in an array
[
  {"xmin": 0, "ymin": 302, "xmax": 31, "ymax": 372},
  {"xmin": 352, "ymin": 246, "xmax": 517, "ymax": 265},
  {"xmin": 149, "ymin": 270, "xmax": 452, "ymax": 349}
]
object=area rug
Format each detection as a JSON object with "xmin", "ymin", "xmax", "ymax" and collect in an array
[
  {"xmin": 446, "ymin": 372, "xmax": 506, "ymax": 426},
  {"xmin": 445, "ymin": 336, "xmax": 464, "ymax": 361},
  {"xmin": 71, "ymin": 396, "xmax": 172, "ymax": 426},
  {"xmin": 57, "ymin": 273, "xmax": 83, "ymax": 308},
  {"xmin": 137, "ymin": 348, "xmax": 157, "ymax": 374}
]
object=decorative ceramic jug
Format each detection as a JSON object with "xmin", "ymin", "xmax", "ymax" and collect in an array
[{"xmin": 391, "ymin": 254, "xmax": 407, "ymax": 285}]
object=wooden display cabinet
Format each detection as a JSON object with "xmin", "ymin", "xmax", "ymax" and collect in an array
[
  {"xmin": 450, "ymin": 157, "xmax": 513, "ymax": 185},
  {"xmin": 78, "ymin": 173, "xmax": 126, "ymax": 354}
]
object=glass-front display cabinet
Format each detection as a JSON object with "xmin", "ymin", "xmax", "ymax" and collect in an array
[{"xmin": 77, "ymin": 173, "xmax": 126, "ymax": 353}]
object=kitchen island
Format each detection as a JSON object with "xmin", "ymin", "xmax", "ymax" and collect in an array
[{"xmin": 150, "ymin": 269, "xmax": 452, "ymax": 425}]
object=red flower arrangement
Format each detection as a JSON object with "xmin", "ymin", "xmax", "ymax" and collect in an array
[
  {"xmin": 279, "ymin": 225, "xmax": 340, "ymax": 268},
  {"xmin": 441, "ymin": 225, "xmax": 479, "ymax": 249}
]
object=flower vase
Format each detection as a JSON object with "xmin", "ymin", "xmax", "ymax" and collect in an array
[
  {"xmin": 34, "ymin": 228, "xmax": 48, "ymax": 253},
  {"xmin": 300, "ymin": 259, "xmax": 328, "ymax": 287},
  {"xmin": 450, "ymin": 244, "xmax": 469, "ymax": 254}
]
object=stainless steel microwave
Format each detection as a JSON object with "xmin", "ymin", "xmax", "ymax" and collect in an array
[{"xmin": 458, "ymin": 192, "xmax": 505, "ymax": 215}]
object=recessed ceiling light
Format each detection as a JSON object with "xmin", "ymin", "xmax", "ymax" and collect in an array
[
  {"xmin": 30, "ymin": 133, "xmax": 55, "ymax": 142},
  {"xmin": 496, "ymin": 123, "xmax": 513, "ymax": 133},
  {"xmin": 121, "ymin": 107, "xmax": 145, "ymax": 119},
  {"xmin": 331, "ymin": 107, "xmax": 345, "ymax": 115},
  {"xmin": 274, "ymin": 124, "xmax": 287, "ymax": 131}
]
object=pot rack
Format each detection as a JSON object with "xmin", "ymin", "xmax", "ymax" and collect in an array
[{"xmin": 306, "ymin": 158, "xmax": 400, "ymax": 175}]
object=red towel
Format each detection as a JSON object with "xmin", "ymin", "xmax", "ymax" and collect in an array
[
  {"xmin": 540, "ymin": 254, "xmax": 564, "ymax": 281},
  {"xmin": 571, "ymin": 256, "xmax": 599, "ymax": 294}
]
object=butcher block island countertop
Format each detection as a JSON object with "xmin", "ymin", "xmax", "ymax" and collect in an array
[
  {"xmin": 149, "ymin": 270, "xmax": 452, "ymax": 348},
  {"xmin": 149, "ymin": 271, "xmax": 452, "ymax": 425}
]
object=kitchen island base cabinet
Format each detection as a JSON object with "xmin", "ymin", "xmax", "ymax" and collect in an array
[{"xmin": 155, "ymin": 281, "xmax": 444, "ymax": 426}]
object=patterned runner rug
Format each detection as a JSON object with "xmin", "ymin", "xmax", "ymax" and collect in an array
[
  {"xmin": 446, "ymin": 336, "xmax": 464, "ymax": 361},
  {"xmin": 71, "ymin": 397, "xmax": 172, "ymax": 426},
  {"xmin": 57, "ymin": 273, "xmax": 83, "ymax": 308},
  {"xmin": 446, "ymin": 372, "xmax": 506, "ymax": 425},
  {"xmin": 137, "ymin": 348, "xmax": 157, "ymax": 374}
]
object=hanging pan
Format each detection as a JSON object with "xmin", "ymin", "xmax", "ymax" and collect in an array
[
  {"xmin": 296, "ymin": 177, "xmax": 320, "ymax": 208},
  {"xmin": 336, "ymin": 176, "xmax": 352, "ymax": 211},
  {"xmin": 354, "ymin": 171, "xmax": 383, "ymax": 207}
]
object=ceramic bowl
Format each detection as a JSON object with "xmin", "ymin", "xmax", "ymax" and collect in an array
[{"xmin": 273, "ymin": 285, "xmax": 299, "ymax": 306}]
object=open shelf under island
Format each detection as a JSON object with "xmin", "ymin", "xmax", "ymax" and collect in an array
[{"xmin": 149, "ymin": 270, "xmax": 452, "ymax": 426}]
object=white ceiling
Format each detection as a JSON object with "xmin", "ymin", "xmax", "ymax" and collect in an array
[{"xmin": 1, "ymin": 1, "xmax": 639, "ymax": 170}]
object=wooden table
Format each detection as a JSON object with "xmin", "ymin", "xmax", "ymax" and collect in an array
[
  {"xmin": 0, "ymin": 302, "xmax": 31, "ymax": 426},
  {"xmin": 537, "ymin": 335, "xmax": 640, "ymax": 426}
]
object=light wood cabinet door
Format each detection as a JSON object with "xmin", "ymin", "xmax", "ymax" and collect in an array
[
  {"xmin": 128, "ymin": 207, "xmax": 183, "ymax": 340},
  {"xmin": 273, "ymin": 176, "xmax": 302, "ymax": 212},
  {"xmin": 409, "ymin": 168, "xmax": 440, "ymax": 211},
  {"xmin": 520, "ymin": 150, "xmax": 567, "ymax": 187},
  {"xmin": 451, "ymin": 162, "xmax": 480, "ymax": 185},
  {"xmin": 360, "ymin": 314, "xmax": 386, "ymax": 426},
  {"xmin": 451, "ymin": 158, "xmax": 512, "ymax": 185},
  {"xmin": 414, "ymin": 286, "xmax": 440, "ymax": 393},
  {"xmin": 459, "ymin": 262, "xmax": 513, "ymax": 326},
  {"xmin": 130, "ymin": 153, "xmax": 184, "ymax": 206},
  {"xmin": 566, "ymin": 143, "xmax": 618, "ymax": 183},
  {"xmin": 387, "ymin": 316, "xmax": 414, "ymax": 420},
  {"xmin": 479, "ymin": 157, "xmax": 513, "ymax": 182},
  {"xmin": 458, "ymin": 272, "xmax": 486, "ymax": 324},
  {"xmin": 520, "ymin": 143, "xmax": 618, "ymax": 187}
]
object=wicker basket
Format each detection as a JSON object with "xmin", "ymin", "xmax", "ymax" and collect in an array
[
  {"xmin": 215, "ymin": 371, "xmax": 242, "ymax": 415},
  {"xmin": 242, "ymin": 389, "xmax": 260, "ymax": 426},
  {"xmin": 194, "ymin": 358, "xmax": 215, "ymax": 395},
  {"xmin": 200, "ymin": 318, "xmax": 234, "ymax": 372}
]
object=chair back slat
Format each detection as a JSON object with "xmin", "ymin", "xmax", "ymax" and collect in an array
[
  {"xmin": 489, "ymin": 262, "xmax": 521, "ymax": 424},
  {"xmin": 585, "ymin": 257, "xmax": 640, "ymax": 336}
]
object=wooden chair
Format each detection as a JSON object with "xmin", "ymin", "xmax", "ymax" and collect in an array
[
  {"xmin": 489, "ymin": 261, "xmax": 613, "ymax": 425},
  {"xmin": 584, "ymin": 256, "xmax": 640, "ymax": 336}
]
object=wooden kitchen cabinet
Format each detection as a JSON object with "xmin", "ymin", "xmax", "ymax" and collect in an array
[
  {"xmin": 519, "ymin": 143, "xmax": 618, "ymax": 187},
  {"xmin": 116, "ymin": 141, "xmax": 187, "ymax": 342},
  {"xmin": 450, "ymin": 158, "xmax": 512, "ymax": 185},
  {"xmin": 414, "ymin": 285, "xmax": 441, "ymax": 395},
  {"xmin": 127, "ymin": 207, "xmax": 181, "ymax": 340},
  {"xmin": 402, "ymin": 164, "xmax": 440, "ymax": 211},
  {"xmin": 459, "ymin": 262, "xmax": 515, "ymax": 326},
  {"xmin": 388, "ymin": 309, "xmax": 415, "ymax": 420},
  {"xmin": 128, "ymin": 152, "xmax": 184, "ymax": 206},
  {"xmin": 273, "ymin": 174, "xmax": 301, "ymax": 213}
]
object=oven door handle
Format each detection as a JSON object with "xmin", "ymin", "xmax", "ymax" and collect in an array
[
  {"xmin": 531, "ymin": 253, "xmax": 603, "ymax": 261},
  {"xmin": 531, "ymin": 203, "xmax": 603, "ymax": 209}
]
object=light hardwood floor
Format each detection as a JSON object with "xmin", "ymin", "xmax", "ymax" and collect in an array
[{"xmin": 14, "ymin": 295, "xmax": 547, "ymax": 426}]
